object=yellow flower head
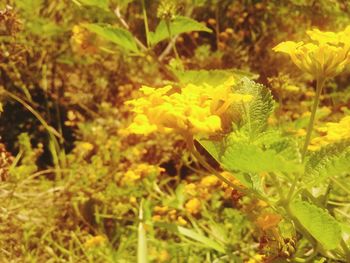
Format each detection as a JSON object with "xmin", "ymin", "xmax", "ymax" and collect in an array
[
  {"xmin": 273, "ymin": 26, "xmax": 350, "ymax": 78},
  {"xmin": 84, "ymin": 235, "xmax": 106, "ymax": 249},
  {"xmin": 185, "ymin": 198, "xmax": 201, "ymax": 215},
  {"xmin": 126, "ymin": 79, "xmax": 251, "ymax": 137}
]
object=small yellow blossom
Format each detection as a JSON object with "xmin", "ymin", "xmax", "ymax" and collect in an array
[
  {"xmin": 126, "ymin": 79, "xmax": 251, "ymax": 137},
  {"xmin": 154, "ymin": 205, "xmax": 169, "ymax": 215},
  {"xmin": 200, "ymin": 175, "xmax": 219, "ymax": 187},
  {"xmin": 152, "ymin": 215, "xmax": 162, "ymax": 221},
  {"xmin": 121, "ymin": 164, "xmax": 162, "ymax": 185},
  {"xmin": 121, "ymin": 170, "xmax": 140, "ymax": 185},
  {"xmin": 246, "ymin": 254, "xmax": 264, "ymax": 263},
  {"xmin": 284, "ymin": 85, "xmax": 300, "ymax": 92},
  {"xmin": 168, "ymin": 209, "xmax": 177, "ymax": 220},
  {"xmin": 129, "ymin": 196, "xmax": 137, "ymax": 204},
  {"xmin": 84, "ymin": 235, "xmax": 106, "ymax": 249},
  {"xmin": 296, "ymin": 129, "xmax": 306, "ymax": 137},
  {"xmin": 159, "ymin": 250, "xmax": 170, "ymax": 262},
  {"xmin": 309, "ymin": 115, "xmax": 350, "ymax": 150},
  {"xmin": 177, "ymin": 216, "xmax": 187, "ymax": 226},
  {"xmin": 273, "ymin": 26, "xmax": 350, "ymax": 78},
  {"xmin": 185, "ymin": 198, "xmax": 201, "ymax": 215}
]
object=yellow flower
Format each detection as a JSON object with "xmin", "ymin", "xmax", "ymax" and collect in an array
[
  {"xmin": 121, "ymin": 170, "xmax": 140, "ymax": 185},
  {"xmin": 84, "ymin": 235, "xmax": 106, "ymax": 249},
  {"xmin": 246, "ymin": 254, "xmax": 264, "ymax": 263},
  {"xmin": 120, "ymin": 164, "xmax": 162, "ymax": 185},
  {"xmin": 273, "ymin": 26, "xmax": 350, "ymax": 78},
  {"xmin": 177, "ymin": 216, "xmax": 187, "ymax": 226},
  {"xmin": 200, "ymin": 175, "xmax": 219, "ymax": 187},
  {"xmin": 309, "ymin": 115, "xmax": 350, "ymax": 150},
  {"xmin": 126, "ymin": 79, "xmax": 251, "ymax": 137},
  {"xmin": 185, "ymin": 198, "xmax": 201, "ymax": 215}
]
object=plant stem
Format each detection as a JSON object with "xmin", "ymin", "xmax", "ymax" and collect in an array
[
  {"xmin": 301, "ymin": 77, "xmax": 326, "ymax": 160},
  {"xmin": 186, "ymin": 137, "xmax": 246, "ymax": 194},
  {"xmin": 165, "ymin": 20, "xmax": 180, "ymax": 61},
  {"xmin": 286, "ymin": 78, "xmax": 325, "ymax": 201},
  {"xmin": 141, "ymin": 0, "xmax": 150, "ymax": 48}
]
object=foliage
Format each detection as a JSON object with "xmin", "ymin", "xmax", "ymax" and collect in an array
[{"xmin": 1, "ymin": 0, "xmax": 350, "ymax": 262}]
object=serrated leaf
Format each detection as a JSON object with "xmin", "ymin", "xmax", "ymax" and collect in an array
[
  {"xmin": 83, "ymin": 23, "xmax": 139, "ymax": 53},
  {"xmin": 289, "ymin": 200, "xmax": 342, "ymax": 250},
  {"xmin": 256, "ymin": 132, "xmax": 302, "ymax": 163},
  {"xmin": 236, "ymin": 78, "xmax": 274, "ymax": 138},
  {"xmin": 305, "ymin": 140, "xmax": 350, "ymax": 184},
  {"xmin": 150, "ymin": 16, "xmax": 211, "ymax": 46},
  {"xmin": 221, "ymin": 140, "xmax": 303, "ymax": 175},
  {"xmin": 174, "ymin": 69, "xmax": 258, "ymax": 86}
]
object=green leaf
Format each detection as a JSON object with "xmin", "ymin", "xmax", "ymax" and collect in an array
[
  {"xmin": 73, "ymin": 0, "xmax": 109, "ymax": 11},
  {"xmin": 27, "ymin": 19, "xmax": 63, "ymax": 37},
  {"xmin": 289, "ymin": 200, "xmax": 342, "ymax": 250},
  {"xmin": 138, "ymin": 203, "xmax": 148, "ymax": 263},
  {"xmin": 177, "ymin": 226, "xmax": 226, "ymax": 253},
  {"xmin": 174, "ymin": 69, "xmax": 258, "ymax": 86},
  {"xmin": 236, "ymin": 78, "xmax": 275, "ymax": 138},
  {"xmin": 254, "ymin": 131, "xmax": 302, "ymax": 163},
  {"xmin": 150, "ymin": 16, "xmax": 211, "ymax": 46},
  {"xmin": 83, "ymin": 23, "xmax": 139, "ymax": 53},
  {"xmin": 155, "ymin": 222, "xmax": 225, "ymax": 253},
  {"xmin": 221, "ymin": 140, "xmax": 303, "ymax": 175},
  {"xmin": 197, "ymin": 139, "xmax": 223, "ymax": 163},
  {"xmin": 305, "ymin": 140, "xmax": 350, "ymax": 184}
]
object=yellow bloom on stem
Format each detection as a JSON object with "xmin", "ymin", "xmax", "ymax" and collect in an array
[
  {"xmin": 185, "ymin": 198, "xmax": 201, "ymax": 215},
  {"xmin": 126, "ymin": 79, "xmax": 251, "ymax": 137},
  {"xmin": 273, "ymin": 26, "xmax": 350, "ymax": 78}
]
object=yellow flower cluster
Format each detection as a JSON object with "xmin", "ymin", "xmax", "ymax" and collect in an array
[
  {"xmin": 309, "ymin": 115, "xmax": 350, "ymax": 150},
  {"xmin": 185, "ymin": 175, "xmax": 220, "ymax": 202},
  {"xmin": 126, "ymin": 78, "xmax": 251, "ymax": 137},
  {"xmin": 83, "ymin": 235, "xmax": 106, "ymax": 249},
  {"xmin": 152, "ymin": 205, "xmax": 187, "ymax": 225},
  {"xmin": 184, "ymin": 172, "xmax": 244, "ymax": 214},
  {"xmin": 120, "ymin": 163, "xmax": 164, "ymax": 186},
  {"xmin": 273, "ymin": 26, "xmax": 350, "ymax": 78}
]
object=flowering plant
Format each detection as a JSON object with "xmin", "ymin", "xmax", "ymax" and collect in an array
[
  {"xmin": 273, "ymin": 27, "xmax": 350, "ymax": 79},
  {"xmin": 126, "ymin": 78, "xmax": 251, "ymax": 138}
]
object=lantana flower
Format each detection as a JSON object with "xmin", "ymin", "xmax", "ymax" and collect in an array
[
  {"xmin": 273, "ymin": 26, "xmax": 350, "ymax": 79},
  {"xmin": 126, "ymin": 78, "xmax": 251, "ymax": 138}
]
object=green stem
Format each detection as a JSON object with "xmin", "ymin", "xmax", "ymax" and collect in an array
[
  {"xmin": 341, "ymin": 238, "xmax": 350, "ymax": 262},
  {"xmin": 301, "ymin": 77, "xmax": 326, "ymax": 160},
  {"xmin": 287, "ymin": 77, "xmax": 325, "ymax": 201},
  {"xmin": 141, "ymin": 0, "xmax": 150, "ymax": 48},
  {"xmin": 165, "ymin": 20, "xmax": 180, "ymax": 61},
  {"xmin": 186, "ymin": 137, "xmax": 246, "ymax": 194}
]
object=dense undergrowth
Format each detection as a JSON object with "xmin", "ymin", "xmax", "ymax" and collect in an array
[{"xmin": 1, "ymin": 0, "xmax": 350, "ymax": 262}]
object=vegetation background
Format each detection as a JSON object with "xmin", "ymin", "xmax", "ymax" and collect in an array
[{"xmin": 1, "ymin": 0, "xmax": 350, "ymax": 262}]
